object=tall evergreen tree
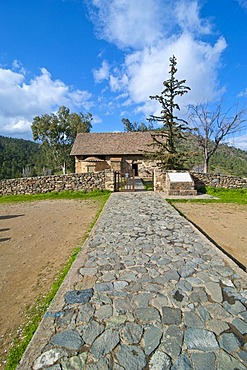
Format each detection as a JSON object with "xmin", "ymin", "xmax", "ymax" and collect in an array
[{"xmin": 147, "ymin": 55, "xmax": 191, "ymax": 169}]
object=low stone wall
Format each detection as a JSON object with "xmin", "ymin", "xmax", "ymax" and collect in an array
[
  {"xmin": 154, "ymin": 169, "xmax": 247, "ymax": 193},
  {"xmin": 0, "ymin": 170, "xmax": 115, "ymax": 196},
  {"xmin": 1, "ymin": 170, "xmax": 246, "ymax": 196},
  {"xmin": 191, "ymin": 172, "xmax": 247, "ymax": 189}
]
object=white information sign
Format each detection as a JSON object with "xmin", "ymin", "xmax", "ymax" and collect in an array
[{"xmin": 168, "ymin": 172, "xmax": 193, "ymax": 183}]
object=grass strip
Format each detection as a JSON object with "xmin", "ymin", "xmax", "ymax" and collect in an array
[
  {"xmin": 0, "ymin": 189, "xmax": 111, "ymax": 203},
  {"xmin": 168, "ymin": 187, "xmax": 247, "ymax": 205},
  {"xmin": 205, "ymin": 187, "xmax": 247, "ymax": 204},
  {"xmin": 4, "ymin": 192, "xmax": 110, "ymax": 370},
  {"xmin": 141, "ymin": 178, "xmax": 153, "ymax": 191}
]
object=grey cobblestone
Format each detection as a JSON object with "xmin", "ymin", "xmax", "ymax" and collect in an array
[
  {"xmin": 64, "ymin": 289, "xmax": 93, "ymax": 305},
  {"xmin": 116, "ymin": 344, "xmax": 146, "ymax": 370},
  {"xmin": 160, "ymin": 325, "xmax": 183, "ymax": 360},
  {"xmin": 190, "ymin": 352, "xmax": 216, "ymax": 370},
  {"xmin": 143, "ymin": 325, "xmax": 162, "ymax": 355},
  {"xmin": 17, "ymin": 192, "xmax": 247, "ymax": 370},
  {"xmin": 50, "ymin": 329, "xmax": 84, "ymax": 350},
  {"xmin": 149, "ymin": 351, "xmax": 171, "ymax": 370},
  {"xmin": 90, "ymin": 329, "xmax": 119, "ymax": 359},
  {"xmin": 121, "ymin": 322, "xmax": 143, "ymax": 344},
  {"xmin": 184, "ymin": 328, "xmax": 219, "ymax": 351}
]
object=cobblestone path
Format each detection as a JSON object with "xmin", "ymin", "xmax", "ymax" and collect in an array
[{"xmin": 18, "ymin": 192, "xmax": 247, "ymax": 369}]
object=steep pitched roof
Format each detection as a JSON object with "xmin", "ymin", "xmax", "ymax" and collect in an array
[{"xmin": 70, "ymin": 132, "xmax": 154, "ymax": 156}]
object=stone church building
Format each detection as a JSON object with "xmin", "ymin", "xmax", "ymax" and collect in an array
[{"xmin": 70, "ymin": 131, "xmax": 155, "ymax": 176}]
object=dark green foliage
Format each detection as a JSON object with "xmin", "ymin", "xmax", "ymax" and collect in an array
[
  {"xmin": 122, "ymin": 118, "xmax": 154, "ymax": 132},
  {"xmin": 0, "ymin": 136, "xmax": 46, "ymax": 180},
  {"xmin": 147, "ymin": 55, "xmax": 191, "ymax": 169},
  {"xmin": 31, "ymin": 106, "xmax": 92, "ymax": 174},
  {"xmin": 209, "ymin": 145, "xmax": 247, "ymax": 176}
]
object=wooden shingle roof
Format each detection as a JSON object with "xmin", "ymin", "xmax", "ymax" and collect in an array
[{"xmin": 70, "ymin": 132, "xmax": 154, "ymax": 156}]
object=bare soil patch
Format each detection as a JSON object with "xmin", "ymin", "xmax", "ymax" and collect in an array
[
  {"xmin": 0, "ymin": 198, "xmax": 102, "ymax": 368},
  {"xmin": 174, "ymin": 202, "xmax": 247, "ymax": 268}
]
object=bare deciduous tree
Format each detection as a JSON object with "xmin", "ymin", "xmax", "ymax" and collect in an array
[{"xmin": 188, "ymin": 102, "xmax": 247, "ymax": 173}]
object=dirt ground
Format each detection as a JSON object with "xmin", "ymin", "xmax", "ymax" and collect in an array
[
  {"xmin": 174, "ymin": 202, "xmax": 247, "ymax": 268},
  {"xmin": 0, "ymin": 199, "xmax": 246, "ymax": 367},
  {"xmin": 0, "ymin": 198, "xmax": 102, "ymax": 368}
]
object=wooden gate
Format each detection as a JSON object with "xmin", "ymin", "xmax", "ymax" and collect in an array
[{"xmin": 114, "ymin": 171, "xmax": 135, "ymax": 192}]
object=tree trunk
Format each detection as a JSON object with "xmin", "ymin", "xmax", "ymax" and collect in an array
[
  {"xmin": 204, "ymin": 155, "xmax": 209, "ymax": 173},
  {"xmin": 62, "ymin": 162, "xmax": 66, "ymax": 175}
]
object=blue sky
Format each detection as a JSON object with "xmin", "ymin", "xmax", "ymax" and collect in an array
[{"xmin": 0, "ymin": 0, "xmax": 247, "ymax": 149}]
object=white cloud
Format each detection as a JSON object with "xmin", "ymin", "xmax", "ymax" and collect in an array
[
  {"xmin": 228, "ymin": 133, "xmax": 247, "ymax": 151},
  {"xmin": 109, "ymin": 71, "xmax": 128, "ymax": 92},
  {"xmin": 0, "ymin": 66, "xmax": 93, "ymax": 137},
  {"xmin": 88, "ymin": 0, "xmax": 168, "ymax": 49},
  {"xmin": 88, "ymin": 0, "xmax": 214, "ymax": 50},
  {"xmin": 11, "ymin": 59, "xmax": 26, "ymax": 75},
  {"xmin": 175, "ymin": 0, "xmax": 212, "ymax": 35},
  {"xmin": 108, "ymin": 34, "xmax": 227, "ymax": 117},
  {"xmin": 87, "ymin": 0, "xmax": 227, "ymax": 119},
  {"xmin": 93, "ymin": 60, "xmax": 110, "ymax": 83},
  {"xmin": 68, "ymin": 89, "xmax": 93, "ymax": 110}
]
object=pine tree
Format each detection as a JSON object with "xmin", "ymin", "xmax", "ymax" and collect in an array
[{"xmin": 147, "ymin": 55, "xmax": 191, "ymax": 169}]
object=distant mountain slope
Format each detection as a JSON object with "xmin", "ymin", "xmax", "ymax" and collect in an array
[{"xmin": 0, "ymin": 136, "xmax": 43, "ymax": 180}]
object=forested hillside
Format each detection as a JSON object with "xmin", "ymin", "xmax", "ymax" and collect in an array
[
  {"xmin": 180, "ymin": 134, "xmax": 247, "ymax": 177},
  {"xmin": 0, "ymin": 134, "xmax": 246, "ymax": 180},
  {"xmin": 207, "ymin": 144, "xmax": 247, "ymax": 176},
  {"xmin": 0, "ymin": 136, "xmax": 44, "ymax": 180}
]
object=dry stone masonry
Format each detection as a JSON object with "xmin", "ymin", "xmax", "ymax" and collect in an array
[
  {"xmin": 0, "ymin": 171, "xmax": 115, "ymax": 195},
  {"xmin": 191, "ymin": 172, "xmax": 247, "ymax": 189},
  {"xmin": 18, "ymin": 192, "xmax": 247, "ymax": 370},
  {"xmin": 0, "ymin": 169, "xmax": 246, "ymax": 196}
]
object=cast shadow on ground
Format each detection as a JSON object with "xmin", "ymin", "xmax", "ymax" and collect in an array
[
  {"xmin": 0, "ymin": 215, "xmax": 24, "ymax": 243},
  {"xmin": 0, "ymin": 237, "xmax": 11, "ymax": 242},
  {"xmin": 0, "ymin": 214, "xmax": 24, "ymax": 220},
  {"xmin": 0, "ymin": 227, "xmax": 11, "ymax": 242}
]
